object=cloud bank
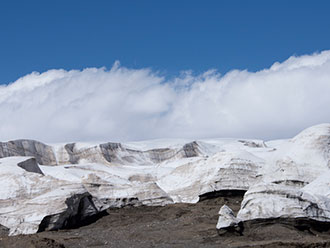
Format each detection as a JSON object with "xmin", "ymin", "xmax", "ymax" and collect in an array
[{"xmin": 1, "ymin": 51, "xmax": 330, "ymax": 143}]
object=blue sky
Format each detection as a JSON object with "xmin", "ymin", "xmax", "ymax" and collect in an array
[
  {"xmin": 1, "ymin": 0, "xmax": 330, "ymax": 85},
  {"xmin": 1, "ymin": 0, "xmax": 330, "ymax": 142}
]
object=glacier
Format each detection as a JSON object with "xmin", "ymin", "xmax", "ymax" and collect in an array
[{"xmin": 0, "ymin": 124, "xmax": 329, "ymax": 236}]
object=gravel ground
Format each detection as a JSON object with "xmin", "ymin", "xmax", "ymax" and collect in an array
[{"xmin": 1, "ymin": 192, "xmax": 330, "ymax": 248}]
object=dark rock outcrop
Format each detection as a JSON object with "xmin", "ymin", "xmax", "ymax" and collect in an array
[
  {"xmin": 38, "ymin": 193, "xmax": 102, "ymax": 232},
  {"xmin": 17, "ymin": 157, "xmax": 44, "ymax": 175}
]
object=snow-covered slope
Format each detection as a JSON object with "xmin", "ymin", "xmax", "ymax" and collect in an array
[{"xmin": 0, "ymin": 124, "xmax": 330, "ymax": 235}]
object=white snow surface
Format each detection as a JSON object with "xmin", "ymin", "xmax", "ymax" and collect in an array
[{"xmin": 0, "ymin": 124, "xmax": 330, "ymax": 235}]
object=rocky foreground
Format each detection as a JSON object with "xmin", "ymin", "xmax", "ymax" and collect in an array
[
  {"xmin": 2, "ymin": 193, "xmax": 330, "ymax": 248},
  {"xmin": 0, "ymin": 124, "xmax": 330, "ymax": 247}
]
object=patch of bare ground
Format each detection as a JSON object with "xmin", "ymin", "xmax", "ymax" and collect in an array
[{"xmin": 1, "ymin": 192, "xmax": 330, "ymax": 248}]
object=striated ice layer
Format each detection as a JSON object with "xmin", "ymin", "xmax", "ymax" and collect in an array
[
  {"xmin": 0, "ymin": 124, "xmax": 329, "ymax": 235},
  {"xmin": 217, "ymin": 123, "xmax": 330, "ymax": 231}
]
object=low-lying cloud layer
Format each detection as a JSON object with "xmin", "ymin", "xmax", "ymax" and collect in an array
[{"xmin": 1, "ymin": 51, "xmax": 330, "ymax": 143}]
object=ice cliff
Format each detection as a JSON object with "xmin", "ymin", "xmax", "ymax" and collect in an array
[{"xmin": 0, "ymin": 124, "xmax": 329, "ymax": 235}]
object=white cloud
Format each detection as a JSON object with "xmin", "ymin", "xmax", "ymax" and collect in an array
[{"xmin": 1, "ymin": 51, "xmax": 330, "ymax": 143}]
